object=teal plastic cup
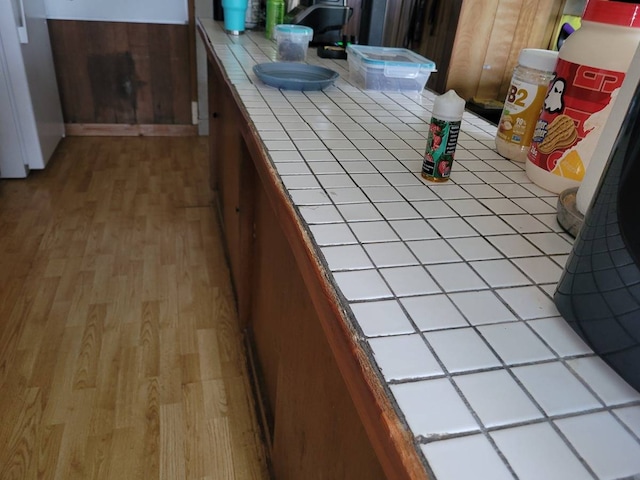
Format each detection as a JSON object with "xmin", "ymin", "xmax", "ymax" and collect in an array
[{"xmin": 222, "ymin": 0, "xmax": 249, "ymax": 34}]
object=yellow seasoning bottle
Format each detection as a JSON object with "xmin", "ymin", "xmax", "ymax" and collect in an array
[
  {"xmin": 495, "ymin": 49, "xmax": 558, "ymax": 163},
  {"xmin": 421, "ymin": 90, "xmax": 465, "ymax": 182}
]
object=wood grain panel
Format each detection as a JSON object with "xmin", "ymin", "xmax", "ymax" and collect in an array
[
  {"xmin": 48, "ymin": 20, "xmax": 192, "ymax": 126},
  {"xmin": 249, "ymin": 182, "xmax": 387, "ymax": 480}
]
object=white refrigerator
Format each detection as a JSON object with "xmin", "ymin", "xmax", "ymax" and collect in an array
[{"xmin": 0, "ymin": 0, "xmax": 64, "ymax": 178}]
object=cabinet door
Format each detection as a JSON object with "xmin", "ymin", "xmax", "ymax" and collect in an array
[{"xmin": 207, "ymin": 60, "xmax": 254, "ymax": 313}]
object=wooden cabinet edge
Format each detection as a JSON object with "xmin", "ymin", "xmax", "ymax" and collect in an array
[{"xmin": 197, "ymin": 21, "xmax": 432, "ymax": 480}]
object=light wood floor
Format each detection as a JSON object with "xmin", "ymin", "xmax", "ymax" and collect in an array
[{"xmin": 0, "ymin": 137, "xmax": 269, "ymax": 479}]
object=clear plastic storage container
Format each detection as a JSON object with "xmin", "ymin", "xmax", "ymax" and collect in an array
[
  {"xmin": 346, "ymin": 45, "xmax": 436, "ymax": 94},
  {"xmin": 274, "ymin": 25, "xmax": 313, "ymax": 62}
]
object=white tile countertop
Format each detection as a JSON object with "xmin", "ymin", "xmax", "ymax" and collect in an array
[{"xmin": 199, "ymin": 19, "xmax": 640, "ymax": 480}]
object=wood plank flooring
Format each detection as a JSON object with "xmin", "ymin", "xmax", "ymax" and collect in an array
[{"xmin": 0, "ymin": 137, "xmax": 269, "ymax": 480}]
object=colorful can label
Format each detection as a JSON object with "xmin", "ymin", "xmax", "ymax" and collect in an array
[
  {"xmin": 497, "ymin": 79, "xmax": 548, "ymax": 149},
  {"xmin": 422, "ymin": 118, "xmax": 461, "ymax": 180},
  {"xmin": 527, "ymin": 58, "xmax": 625, "ymax": 181}
]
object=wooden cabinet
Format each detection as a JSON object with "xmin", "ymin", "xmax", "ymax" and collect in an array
[
  {"xmin": 202, "ymin": 27, "xmax": 428, "ymax": 479},
  {"xmin": 207, "ymin": 61, "xmax": 254, "ymax": 324},
  {"xmin": 416, "ymin": 0, "xmax": 565, "ymax": 101}
]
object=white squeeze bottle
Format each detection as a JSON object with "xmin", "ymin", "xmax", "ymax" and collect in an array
[
  {"xmin": 421, "ymin": 90, "xmax": 465, "ymax": 182},
  {"xmin": 526, "ymin": 0, "xmax": 640, "ymax": 194}
]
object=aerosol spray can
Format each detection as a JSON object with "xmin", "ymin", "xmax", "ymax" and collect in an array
[{"xmin": 421, "ymin": 90, "xmax": 465, "ymax": 182}]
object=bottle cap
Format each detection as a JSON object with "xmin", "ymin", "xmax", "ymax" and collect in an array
[
  {"xmin": 432, "ymin": 90, "xmax": 465, "ymax": 121},
  {"xmin": 518, "ymin": 49, "xmax": 558, "ymax": 72},
  {"xmin": 582, "ymin": 0, "xmax": 640, "ymax": 28}
]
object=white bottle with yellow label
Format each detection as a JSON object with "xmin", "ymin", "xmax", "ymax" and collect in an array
[{"xmin": 495, "ymin": 49, "xmax": 558, "ymax": 162}]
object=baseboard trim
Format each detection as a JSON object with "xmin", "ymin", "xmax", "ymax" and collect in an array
[{"xmin": 65, "ymin": 123, "xmax": 198, "ymax": 137}]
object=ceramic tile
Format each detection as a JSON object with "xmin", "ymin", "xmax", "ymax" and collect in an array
[
  {"xmin": 349, "ymin": 221, "xmax": 399, "ymax": 243},
  {"xmin": 555, "ymin": 411, "xmax": 640, "ymax": 480},
  {"xmin": 295, "ymin": 139, "xmax": 327, "ymax": 150},
  {"xmin": 461, "ymin": 184, "xmax": 504, "ymax": 199},
  {"xmin": 535, "ymin": 213, "xmax": 566, "ymax": 232},
  {"xmin": 496, "ymin": 286, "xmax": 559, "ymax": 320},
  {"xmin": 491, "ymin": 423, "xmax": 593, "ymax": 480},
  {"xmin": 371, "ymin": 160, "xmax": 408, "ymax": 173},
  {"xmin": 275, "ymin": 163, "xmax": 311, "ymax": 175},
  {"xmin": 449, "ymin": 291, "xmax": 517, "ymax": 325},
  {"xmin": 328, "ymin": 149, "xmax": 366, "ymax": 162},
  {"xmin": 375, "ymin": 201, "xmax": 420, "ymax": 220},
  {"xmin": 448, "ymin": 237, "xmax": 503, "ymax": 261},
  {"xmin": 466, "ymin": 217, "xmax": 516, "ymax": 236},
  {"xmin": 302, "ymin": 149, "xmax": 335, "ymax": 161},
  {"xmin": 512, "ymin": 256, "xmax": 563, "ymax": 284},
  {"xmin": 512, "ymin": 362, "xmax": 601, "ymax": 416},
  {"xmin": 480, "ymin": 198, "xmax": 526, "ymax": 215},
  {"xmin": 470, "ymin": 259, "xmax": 530, "ymax": 287},
  {"xmin": 308, "ymin": 223, "xmax": 357, "ymax": 246},
  {"xmin": 495, "ymin": 184, "xmax": 536, "ymax": 198},
  {"xmin": 364, "ymin": 242, "xmax": 418, "ymax": 268},
  {"xmin": 333, "ymin": 269, "xmax": 392, "ymax": 301},
  {"xmin": 427, "ymin": 263, "xmax": 488, "ymax": 292},
  {"xmin": 487, "ymin": 234, "xmax": 542, "ymax": 257},
  {"xmin": 390, "ymin": 219, "xmax": 438, "ymax": 241},
  {"xmin": 270, "ymin": 150, "xmax": 304, "ymax": 162},
  {"xmin": 337, "ymin": 203, "xmax": 383, "ymax": 222},
  {"xmin": 350, "ymin": 299, "xmax": 416, "ymax": 337},
  {"xmin": 523, "ymin": 233, "xmax": 573, "ymax": 255},
  {"xmin": 512, "ymin": 197, "xmax": 557, "ymax": 215},
  {"xmin": 567, "ymin": 356, "xmax": 640, "ymax": 406},
  {"xmin": 369, "ymin": 334, "xmax": 443, "ymax": 381},
  {"xmin": 445, "ymin": 199, "xmax": 492, "ymax": 216},
  {"xmin": 320, "ymin": 245, "xmax": 373, "ymax": 271},
  {"xmin": 380, "ymin": 265, "xmax": 441, "ymax": 297},
  {"xmin": 396, "ymin": 185, "xmax": 439, "ymax": 201},
  {"xmin": 362, "ymin": 186, "xmax": 404, "ymax": 202},
  {"xmin": 401, "ymin": 294, "xmax": 468, "ymax": 331},
  {"xmin": 264, "ymin": 139, "xmax": 296, "ymax": 150},
  {"xmin": 383, "ymin": 172, "xmax": 423, "ymax": 186},
  {"xmin": 289, "ymin": 189, "xmax": 331, "ymax": 205},
  {"xmin": 526, "ymin": 317, "xmax": 592, "ymax": 357},
  {"xmin": 281, "ymin": 175, "xmax": 321, "ymax": 189},
  {"xmin": 341, "ymin": 161, "xmax": 378, "ymax": 174},
  {"xmin": 478, "ymin": 322, "xmax": 555, "ymax": 365},
  {"xmin": 325, "ymin": 187, "xmax": 369, "ymax": 204},
  {"xmin": 316, "ymin": 173, "xmax": 357, "ymax": 189},
  {"xmin": 614, "ymin": 405, "xmax": 640, "ymax": 438},
  {"xmin": 390, "ymin": 378, "xmax": 480, "ymax": 437},
  {"xmin": 429, "ymin": 184, "xmax": 472, "ymax": 200},
  {"xmin": 413, "ymin": 200, "xmax": 457, "ymax": 219},
  {"xmin": 421, "ymin": 434, "xmax": 515, "ymax": 480},
  {"xmin": 454, "ymin": 370, "xmax": 543, "ymax": 427},
  {"xmin": 428, "ymin": 218, "xmax": 478, "ymax": 238},
  {"xmin": 309, "ymin": 161, "xmax": 346, "ymax": 175},
  {"xmin": 298, "ymin": 205, "xmax": 343, "ymax": 224},
  {"xmin": 475, "ymin": 171, "xmax": 513, "ymax": 184},
  {"xmin": 350, "ymin": 173, "xmax": 391, "ymax": 188},
  {"xmin": 450, "ymin": 171, "xmax": 484, "ymax": 185},
  {"xmin": 502, "ymin": 214, "xmax": 551, "ymax": 234},
  {"xmin": 407, "ymin": 239, "xmax": 461, "ymax": 264},
  {"xmin": 425, "ymin": 327, "xmax": 501, "ymax": 373}
]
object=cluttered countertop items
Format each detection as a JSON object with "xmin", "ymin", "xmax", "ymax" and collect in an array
[{"xmin": 199, "ymin": 18, "xmax": 640, "ymax": 480}]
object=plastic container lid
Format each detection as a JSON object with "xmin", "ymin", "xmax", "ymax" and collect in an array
[
  {"xmin": 518, "ymin": 48, "xmax": 559, "ymax": 72},
  {"xmin": 582, "ymin": 0, "xmax": 640, "ymax": 28},
  {"xmin": 346, "ymin": 45, "xmax": 436, "ymax": 72},
  {"xmin": 274, "ymin": 24, "xmax": 313, "ymax": 40}
]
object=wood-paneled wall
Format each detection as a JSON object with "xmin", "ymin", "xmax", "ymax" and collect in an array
[{"xmin": 48, "ymin": 20, "xmax": 192, "ymax": 127}]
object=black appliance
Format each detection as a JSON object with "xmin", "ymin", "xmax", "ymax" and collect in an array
[
  {"xmin": 554, "ymin": 77, "xmax": 640, "ymax": 393},
  {"xmin": 288, "ymin": 0, "xmax": 353, "ymax": 45}
]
